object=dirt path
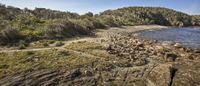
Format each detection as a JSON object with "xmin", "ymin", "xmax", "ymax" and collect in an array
[{"xmin": 0, "ymin": 37, "xmax": 96, "ymax": 53}]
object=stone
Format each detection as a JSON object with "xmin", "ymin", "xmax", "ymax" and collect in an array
[
  {"xmin": 136, "ymin": 42, "xmax": 144, "ymax": 47},
  {"xmin": 165, "ymin": 52, "xmax": 177, "ymax": 61},
  {"xmin": 84, "ymin": 70, "xmax": 93, "ymax": 76},
  {"xmin": 162, "ymin": 41, "xmax": 174, "ymax": 46},
  {"xmin": 146, "ymin": 63, "xmax": 173, "ymax": 86},
  {"xmin": 172, "ymin": 61, "xmax": 200, "ymax": 86},
  {"xmin": 155, "ymin": 45, "xmax": 164, "ymax": 50},
  {"xmin": 33, "ymin": 58, "xmax": 39, "ymax": 62},
  {"xmin": 174, "ymin": 43, "xmax": 182, "ymax": 48},
  {"xmin": 194, "ymin": 49, "xmax": 200, "ymax": 53},
  {"xmin": 134, "ymin": 58, "xmax": 147, "ymax": 66}
]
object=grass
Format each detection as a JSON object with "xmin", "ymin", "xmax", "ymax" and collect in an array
[
  {"xmin": 65, "ymin": 41, "xmax": 116, "ymax": 58},
  {"xmin": 0, "ymin": 40, "xmax": 133, "ymax": 77},
  {"xmin": 65, "ymin": 41, "xmax": 133, "ymax": 67}
]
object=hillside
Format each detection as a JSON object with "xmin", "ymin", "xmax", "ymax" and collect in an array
[
  {"xmin": 0, "ymin": 3, "xmax": 200, "ymax": 46},
  {"xmin": 100, "ymin": 7, "xmax": 193, "ymax": 26}
]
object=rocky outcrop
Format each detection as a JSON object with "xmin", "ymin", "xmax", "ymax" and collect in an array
[
  {"xmin": 146, "ymin": 63, "xmax": 173, "ymax": 86},
  {"xmin": 172, "ymin": 61, "xmax": 200, "ymax": 86},
  {"xmin": 106, "ymin": 33, "xmax": 200, "ymax": 86}
]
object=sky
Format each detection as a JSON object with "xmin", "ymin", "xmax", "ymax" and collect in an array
[{"xmin": 0, "ymin": 0, "xmax": 200, "ymax": 15}]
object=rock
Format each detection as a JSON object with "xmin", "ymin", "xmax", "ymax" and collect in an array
[
  {"xmin": 174, "ymin": 43, "xmax": 182, "ymax": 48},
  {"xmin": 194, "ymin": 49, "xmax": 200, "ymax": 53},
  {"xmin": 84, "ymin": 70, "xmax": 93, "ymax": 76},
  {"xmin": 133, "ymin": 58, "xmax": 147, "ymax": 66},
  {"xmin": 155, "ymin": 45, "xmax": 164, "ymax": 50},
  {"xmin": 146, "ymin": 63, "xmax": 173, "ymax": 86},
  {"xmin": 133, "ymin": 33, "xmax": 140, "ymax": 37},
  {"xmin": 165, "ymin": 52, "xmax": 177, "ymax": 61},
  {"xmin": 162, "ymin": 41, "xmax": 174, "ymax": 46},
  {"xmin": 172, "ymin": 61, "xmax": 200, "ymax": 86},
  {"xmin": 0, "ymin": 64, "xmax": 9, "ymax": 69},
  {"xmin": 136, "ymin": 42, "xmax": 144, "ymax": 47}
]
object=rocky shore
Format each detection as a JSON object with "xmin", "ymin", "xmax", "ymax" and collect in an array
[{"xmin": 106, "ymin": 32, "xmax": 200, "ymax": 86}]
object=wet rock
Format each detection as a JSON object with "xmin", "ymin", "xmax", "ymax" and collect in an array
[{"xmin": 146, "ymin": 63, "xmax": 173, "ymax": 86}]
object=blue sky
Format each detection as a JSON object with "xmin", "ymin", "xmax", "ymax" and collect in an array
[{"xmin": 0, "ymin": 0, "xmax": 200, "ymax": 15}]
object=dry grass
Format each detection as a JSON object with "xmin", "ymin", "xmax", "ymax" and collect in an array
[
  {"xmin": 65, "ymin": 41, "xmax": 116, "ymax": 58},
  {"xmin": 0, "ymin": 37, "xmax": 134, "ymax": 78},
  {"xmin": 0, "ymin": 49, "xmax": 98, "ymax": 77}
]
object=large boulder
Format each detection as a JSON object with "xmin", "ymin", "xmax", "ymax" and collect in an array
[
  {"xmin": 145, "ymin": 63, "xmax": 173, "ymax": 86},
  {"xmin": 172, "ymin": 61, "xmax": 200, "ymax": 86}
]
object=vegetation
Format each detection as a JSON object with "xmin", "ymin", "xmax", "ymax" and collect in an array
[
  {"xmin": 192, "ymin": 15, "xmax": 200, "ymax": 25},
  {"xmin": 0, "ymin": 3, "xmax": 199, "ymax": 45},
  {"xmin": 99, "ymin": 7, "xmax": 194, "ymax": 26},
  {"xmin": 55, "ymin": 41, "xmax": 64, "ymax": 46},
  {"xmin": 0, "ymin": 42, "xmax": 131, "ymax": 77}
]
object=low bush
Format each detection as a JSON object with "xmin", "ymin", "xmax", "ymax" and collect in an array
[
  {"xmin": 55, "ymin": 41, "xmax": 64, "ymax": 46},
  {"xmin": 43, "ymin": 20, "xmax": 89, "ymax": 39},
  {"xmin": 42, "ymin": 42, "xmax": 49, "ymax": 47},
  {"xmin": 18, "ymin": 44, "xmax": 26, "ymax": 49},
  {"xmin": 0, "ymin": 27, "xmax": 22, "ymax": 44}
]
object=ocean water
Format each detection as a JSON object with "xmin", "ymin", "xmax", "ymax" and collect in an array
[{"xmin": 137, "ymin": 27, "xmax": 200, "ymax": 49}]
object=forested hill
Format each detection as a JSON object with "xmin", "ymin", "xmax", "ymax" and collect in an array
[
  {"xmin": 0, "ymin": 3, "xmax": 200, "ymax": 45},
  {"xmin": 100, "ymin": 7, "xmax": 199, "ymax": 26}
]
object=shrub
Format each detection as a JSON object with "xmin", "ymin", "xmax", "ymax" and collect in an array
[
  {"xmin": 43, "ymin": 20, "xmax": 77, "ymax": 38},
  {"xmin": 43, "ymin": 19, "xmax": 91, "ymax": 39},
  {"xmin": 18, "ymin": 44, "xmax": 26, "ymax": 49},
  {"xmin": 55, "ymin": 41, "xmax": 64, "ymax": 46},
  {"xmin": 19, "ymin": 40, "xmax": 28, "ymax": 46},
  {"xmin": 57, "ymin": 50, "xmax": 69, "ymax": 56},
  {"xmin": 99, "ymin": 15, "xmax": 119, "ymax": 27},
  {"xmin": 42, "ymin": 42, "xmax": 49, "ymax": 47},
  {"xmin": 0, "ymin": 27, "xmax": 21, "ymax": 44},
  {"xmin": 48, "ymin": 40, "xmax": 55, "ymax": 44}
]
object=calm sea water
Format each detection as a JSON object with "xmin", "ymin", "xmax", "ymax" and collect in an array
[{"xmin": 137, "ymin": 27, "xmax": 200, "ymax": 49}]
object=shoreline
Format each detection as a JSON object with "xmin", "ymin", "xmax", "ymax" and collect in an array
[{"xmin": 0, "ymin": 25, "xmax": 199, "ymax": 86}]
